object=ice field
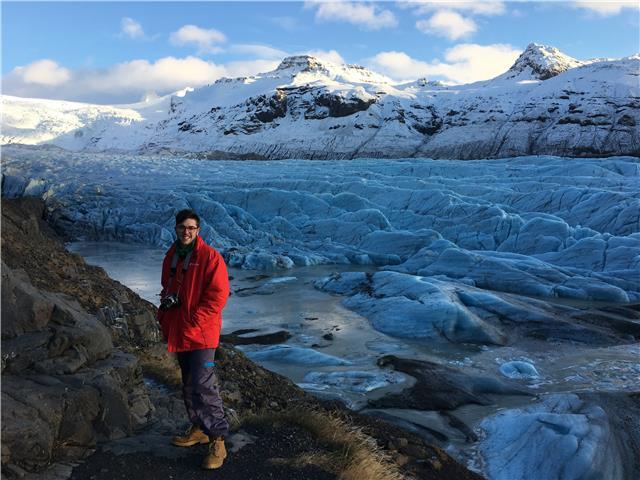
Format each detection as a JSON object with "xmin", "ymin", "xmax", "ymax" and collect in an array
[
  {"xmin": 3, "ymin": 146, "xmax": 638, "ymax": 302},
  {"xmin": 3, "ymin": 145, "xmax": 639, "ymax": 479}
]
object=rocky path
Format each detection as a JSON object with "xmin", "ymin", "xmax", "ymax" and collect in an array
[{"xmin": 70, "ymin": 423, "xmax": 338, "ymax": 480}]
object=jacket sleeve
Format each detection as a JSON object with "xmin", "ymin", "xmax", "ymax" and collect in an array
[
  {"xmin": 160, "ymin": 254, "xmax": 170, "ymax": 293},
  {"xmin": 157, "ymin": 254, "xmax": 171, "ymax": 324},
  {"xmin": 191, "ymin": 252, "xmax": 230, "ymax": 327}
]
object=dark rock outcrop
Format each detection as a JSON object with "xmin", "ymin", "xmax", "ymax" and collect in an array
[
  {"xmin": 2, "ymin": 263, "xmax": 112, "ymax": 375},
  {"xmin": 314, "ymin": 92, "xmax": 375, "ymax": 118},
  {"xmin": 579, "ymin": 391, "xmax": 640, "ymax": 480},
  {"xmin": 1, "ymin": 199, "xmax": 155, "ymax": 473},
  {"xmin": 1, "ymin": 197, "xmax": 160, "ymax": 348},
  {"xmin": 1, "ymin": 261, "xmax": 153, "ymax": 471},
  {"xmin": 370, "ymin": 355, "xmax": 530, "ymax": 410},
  {"xmin": 253, "ymin": 91, "xmax": 287, "ymax": 123}
]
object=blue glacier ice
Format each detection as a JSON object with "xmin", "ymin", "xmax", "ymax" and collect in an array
[
  {"xmin": 246, "ymin": 345, "xmax": 352, "ymax": 366},
  {"xmin": 499, "ymin": 361, "xmax": 540, "ymax": 379}
]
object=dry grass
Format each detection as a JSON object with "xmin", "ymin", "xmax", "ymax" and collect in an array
[
  {"xmin": 135, "ymin": 347, "xmax": 404, "ymax": 479},
  {"xmin": 136, "ymin": 345, "xmax": 182, "ymax": 389},
  {"xmin": 242, "ymin": 409, "xmax": 404, "ymax": 480}
]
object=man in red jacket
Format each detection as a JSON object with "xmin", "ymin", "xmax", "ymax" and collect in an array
[{"xmin": 158, "ymin": 209, "xmax": 230, "ymax": 470}]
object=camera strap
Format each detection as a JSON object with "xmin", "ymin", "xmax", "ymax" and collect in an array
[{"xmin": 166, "ymin": 249, "xmax": 193, "ymax": 295}]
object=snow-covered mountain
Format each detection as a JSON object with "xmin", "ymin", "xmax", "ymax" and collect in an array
[
  {"xmin": 496, "ymin": 43, "xmax": 585, "ymax": 81},
  {"xmin": 3, "ymin": 43, "xmax": 639, "ymax": 159}
]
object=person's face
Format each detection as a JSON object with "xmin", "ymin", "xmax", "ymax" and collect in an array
[{"xmin": 175, "ymin": 218, "xmax": 199, "ymax": 245}]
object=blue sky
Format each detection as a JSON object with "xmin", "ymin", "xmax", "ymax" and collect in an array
[{"xmin": 3, "ymin": 1, "xmax": 639, "ymax": 103}]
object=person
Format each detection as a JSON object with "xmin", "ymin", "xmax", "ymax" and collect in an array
[{"xmin": 157, "ymin": 209, "xmax": 230, "ymax": 470}]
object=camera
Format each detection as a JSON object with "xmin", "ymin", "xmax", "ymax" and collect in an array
[{"xmin": 160, "ymin": 293, "xmax": 180, "ymax": 311}]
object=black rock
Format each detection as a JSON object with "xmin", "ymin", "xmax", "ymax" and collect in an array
[
  {"xmin": 221, "ymin": 330, "xmax": 292, "ymax": 345},
  {"xmin": 370, "ymin": 355, "xmax": 531, "ymax": 411}
]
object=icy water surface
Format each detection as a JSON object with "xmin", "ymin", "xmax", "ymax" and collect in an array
[
  {"xmin": 68, "ymin": 241, "xmax": 416, "ymax": 406},
  {"xmin": 68, "ymin": 241, "xmax": 639, "ymax": 471}
]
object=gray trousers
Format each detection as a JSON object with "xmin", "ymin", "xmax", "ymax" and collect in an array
[{"xmin": 176, "ymin": 348, "xmax": 229, "ymax": 438}]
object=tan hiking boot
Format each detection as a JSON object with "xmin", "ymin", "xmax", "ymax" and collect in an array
[
  {"xmin": 171, "ymin": 424, "xmax": 209, "ymax": 447},
  {"xmin": 201, "ymin": 436, "xmax": 227, "ymax": 469}
]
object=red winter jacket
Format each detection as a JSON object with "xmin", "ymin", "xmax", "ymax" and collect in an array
[{"xmin": 157, "ymin": 237, "xmax": 230, "ymax": 352}]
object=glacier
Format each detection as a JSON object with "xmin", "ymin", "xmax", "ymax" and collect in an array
[
  {"xmin": 3, "ymin": 146, "xmax": 637, "ymax": 309},
  {"xmin": 478, "ymin": 393, "xmax": 638, "ymax": 480},
  {"xmin": 301, "ymin": 370, "xmax": 405, "ymax": 393},
  {"xmin": 499, "ymin": 361, "xmax": 540, "ymax": 379},
  {"xmin": 246, "ymin": 345, "xmax": 352, "ymax": 366},
  {"xmin": 3, "ymin": 145, "xmax": 638, "ymax": 352}
]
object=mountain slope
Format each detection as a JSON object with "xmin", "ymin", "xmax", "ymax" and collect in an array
[{"xmin": 2, "ymin": 44, "xmax": 639, "ymax": 159}]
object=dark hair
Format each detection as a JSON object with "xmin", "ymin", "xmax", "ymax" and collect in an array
[{"xmin": 175, "ymin": 209, "xmax": 200, "ymax": 227}]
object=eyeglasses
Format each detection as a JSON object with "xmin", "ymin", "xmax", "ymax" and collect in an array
[{"xmin": 176, "ymin": 225, "xmax": 199, "ymax": 232}]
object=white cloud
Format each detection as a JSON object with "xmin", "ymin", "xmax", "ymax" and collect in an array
[
  {"xmin": 2, "ymin": 45, "xmax": 351, "ymax": 104},
  {"xmin": 303, "ymin": 49, "xmax": 346, "ymax": 65},
  {"xmin": 230, "ymin": 45, "xmax": 345, "ymax": 66},
  {"xmin": 4, "ymin": 56, "xmax": 235, "ymax": 104},
  {"xmin": 305, "ymin": 0, "xmax": 398, "ymax": 30},
  {"xmin": 90, "ymin": 57, "xmax": 226, "ymax": 92},
  {"xmin": 3, "ymin": 43, "xmax": 521, "ymax": 105},
  {"xmin": 223, "ymin": 59, "xmax": 282, "ymax": 78},
  {"xmin": 367, "ymin": 51, "xmax": 432, "ymax": 81},
  {"xmin": 571, "ymin": 1, "xmax": 640, "ymax": 16},
  {"xmin": 366, "ymin": 43, "xmax": 521, "ymax": 84},
  {"xmin": 10, "ymin": 59, "xmax": 71, "ymax": 86},
  {"xmin": 404, "ymin": 1, "xmax": 506, "ymax": 40},
  {"xmin": 231, "ymin": 44, "xmax": 288, "ymax": 60},
  {"xmin": 121, "ymin": 17, "xmax": 144, "ymax": 39},
  {"xmin": 401, "ymin": 1, "xmax": 506, "ymax": 16},
  {"xmin": 457, "ymin": 1, "xmax": 506, "ymax": 16},
  {"xmin": 416, "ymin": 10, "xmax": 477, "ymax": 40},
  {"xmin": 170, "ymin": 25, "xmax": 226, "ymax": 54}
]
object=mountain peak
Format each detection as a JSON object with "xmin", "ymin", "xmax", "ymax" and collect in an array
[
  {"xmin": 272, "ymin": 55, "xmax": 391, "ymax": 84},
  {"xmin": 506, "ymin": 43, "xmax": 583, "ymax": 80},
  {"xmin": 276, "ymin": 55, "xmax": 331, "ymax": 74}
]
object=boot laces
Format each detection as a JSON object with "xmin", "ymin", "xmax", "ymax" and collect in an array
[
  {"xmin": 209, "ymin": 437, "xmax": 224, "ymax": 454},
  {"xmin": 185, "ymin": 424, "xmax": 199, "ymax": 435}
]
